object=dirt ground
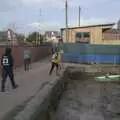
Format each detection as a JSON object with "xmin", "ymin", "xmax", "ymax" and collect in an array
[{"xmin": 56, "ymin": 65, "xmax": 120, "ymax": 120}]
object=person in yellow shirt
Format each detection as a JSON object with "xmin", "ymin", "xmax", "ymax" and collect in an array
[
  {"xmin": 49, "ymin": 52, "xmax": 60, "ymax": 76},
  {"xmin": 59, "ymin": 50, "xmax": 64, "ymax": 70}
]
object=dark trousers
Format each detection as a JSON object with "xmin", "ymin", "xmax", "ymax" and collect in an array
[
  {"xmin": 1, "ymin": 68, "xmax": 16, "ymax": 91},
  {"xmin": 24, "ymin": 58, "xmax": 30, "ymax": 71},
  {"xmin": 49, "ymin": 62, "xmax": 59, "ymax": 75}
]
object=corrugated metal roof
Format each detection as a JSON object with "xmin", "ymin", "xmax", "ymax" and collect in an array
[
  {"xmin": 103, "ymin": 29, "xmax": 120, "ymax": 34},
  {"xmin": 61, "ymin": 23, "xmax": 115, "ymax": 30}
]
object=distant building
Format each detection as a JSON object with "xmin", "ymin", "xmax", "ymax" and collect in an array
[
  {"xmin": 0, "ymin": 29, "xmax": 18, "ymax": 45},
  {"xmin": 117, "ymin": 19, "xmax": 120, "ymax": 30},
  {"xmin": 61, "ymin": 23, "xmax": 120, "ymax": 45},
  {"xmin": 45, "ymin": 31, "xmax": 60, "ymax": 43}
]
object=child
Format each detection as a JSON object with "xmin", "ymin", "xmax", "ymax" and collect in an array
[
  {"xmin": 23, "ymin": 49, "xmax": 31, "ymax": 71},
  {"xmin": 59, "ymin": 50, "xmax": 64, "ymax": 70},
  {"xmin": 49, "ymin": 52, "xmax": 60, "ymax": 76},
  {"xmin": 1, "ymin": 47, "xmax": 18, "ymax": 92}
]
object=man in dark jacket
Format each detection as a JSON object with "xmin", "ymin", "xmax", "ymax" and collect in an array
[{"xmin": 1, "ymin": 47, "xmax": 18, "ymax": 92}]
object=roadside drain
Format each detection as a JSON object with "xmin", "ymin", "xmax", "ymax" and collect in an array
[
  {"xmin": 2, "ymin": 66, "xmax": 120, "ymax": 120},
  {"xmin": 55, "ymin": 67, "xmax": 120, "ymax": 120}
]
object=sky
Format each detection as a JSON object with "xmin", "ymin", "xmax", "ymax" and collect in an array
[{"xmin": 0, "ymin": 0, "xmax": 120, "ymax": 34}]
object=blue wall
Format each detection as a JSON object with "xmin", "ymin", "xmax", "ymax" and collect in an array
[
  {"xmin": 60, "ymin": 43, "xmax": 120, "ymax": 64},
  {"xmin": 63, "ymin": 53, "xmax": 120, "ymax": 64}
]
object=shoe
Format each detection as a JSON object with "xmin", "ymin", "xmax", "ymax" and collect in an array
[
  {"xmin": 116, "ymin": 113, "xmax": 120, "ymax": 115},
  {"xmin": 49, "ymin": 73, "xmax": 52, "ymax": 76},
  {"xmin": 1, "ymin": 89, "xmax": 5, "ymax": 92},
  {"xmin": 49, "ymin": 72, "xmax": 52, "ymax": 76},
  {"xmin": 56, "ymin": 73, "xmax": 60, "ymax": 76},
  {"xmin": 13, "ymin": 85, "xmax": 19, "ymax": 89}
]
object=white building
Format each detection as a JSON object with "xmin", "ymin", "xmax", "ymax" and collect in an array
[
  {"xmin": 0, "ymin": 29, "xmax": 18, "ymax": 45},
  {"xmin": 45, "ymin": 31, "xmax": 60, "ymax": 43}
]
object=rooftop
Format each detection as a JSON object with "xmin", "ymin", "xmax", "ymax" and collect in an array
[
  {"xmin": 61, "ymin": 23, "xmax": 115, "ymax": 30},
  {"xmin": 103, "ymin": 28, "xmax": 120, "ymax": 33}
]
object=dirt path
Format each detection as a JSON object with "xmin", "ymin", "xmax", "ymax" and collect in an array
[
  {"xmin": 56, "ymin": 74, "xmax": 120, "ymax": 120},
  {"xmin": 0, "ymin": 58, "xmax": 60, "ymax": 120}
]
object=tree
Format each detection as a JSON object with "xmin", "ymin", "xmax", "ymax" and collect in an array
[
  {"xmin": 26, "ymin": 32, "xmax": 44, "ymax": 44},
  {"xmin": 17, "ymin": 34, "xmax": 25, "ymax": 42}
]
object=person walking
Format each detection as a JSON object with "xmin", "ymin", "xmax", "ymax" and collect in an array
[
  {"xmin": 1, "ymin": 47, "xmax": 18, "ymax": 92},
  {"xmin": 59, "ymin": 50, "xmax": 64, "ymax": 70},
  {"xmin": 23, "ymin": 48, "xmax": 31, "ymax": 71},
  {"xmin": 49, "ymin": 51, "xmax": 60, "ymax": 76},
  {"xmin": 28, "ymin": 50, "xmax": 32, "ymax": 69}
]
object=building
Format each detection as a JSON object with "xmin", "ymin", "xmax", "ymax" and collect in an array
[
  {"xmin": 61, "ymin": 23, "xmax": 120, "ymax": 45},
  {"xmin": 44, "ymin": 31, "xmax": 60, "ymax": 43},
  {"xmin": 117, "ymin": 19, "xmax": 120, "ymax": 30},
  {"xmin": 0, "ymin": 29, "xmax": 18, "ymax": 45}
]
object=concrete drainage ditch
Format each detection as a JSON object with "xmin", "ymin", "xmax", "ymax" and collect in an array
[
  {"xmin": 1, "ymin": 68, "xmax": 70, "ymax": 120},
  {"xmin": 55, "ymin": 67, "xmax": 120, "ymax": 120},
  {"xmin": 2, "ymin": 65, "xmax": 120, "ymax": 120}
]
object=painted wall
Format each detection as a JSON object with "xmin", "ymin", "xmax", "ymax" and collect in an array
[
  {"xmin": 61, "ymin": 27, "xmax": 120, "ymax": 45},
  {"xmin": 0, "ymin": 45, "xmax": 51, "ymax": 68},
  {"xmin": 60, "ymin": 43, "xmax": 120, "ymax": 64},
  {"xmin": 90, "ymin": 27, "xmax": 102, "ymax": 44},
  {"xmin": 102, "ymin": 40, "xmax": 120, "ymax": 45},
  {"xmin": 67, "ymin": 27, "xmax": 91, "ymax": 43},
  {"xmin": 62, "ymin": 27, "xmax": 102, "ymax": 43}
]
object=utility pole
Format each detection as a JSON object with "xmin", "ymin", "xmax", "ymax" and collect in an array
[
  {"xmin": 39, "ymin": 9, "xmax": 42, "ymax": 44},
  {"xmin": 65, "ymin": 0, "xmax": 68, "ymax": 42},
  {"xmin": 78, "ymin": 6, "xmax": 81, "ymax": 27},
  {"xmin": 36, "ymin": 31, "xmax": 37, "ymax": 45},
  {"xmin": 36, "ymin": 8, "xmax": 39, "ymax": 45}
]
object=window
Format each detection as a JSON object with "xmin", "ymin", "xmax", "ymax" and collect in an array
[
  {"xmin": 84, "ymin": 32, "xmax": 90, "ymax": 37},
  {"xmin": 76, "ymin": 32, "xmax": 82, "ymax": 38},
  {"xmin": 75, "ymin": 32, "xmax": 90, "ymax": 43}
]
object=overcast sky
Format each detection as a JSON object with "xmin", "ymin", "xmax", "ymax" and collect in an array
[{"xmin": 0, "ymin": 0, "xmax": 120, "ymax": 34}]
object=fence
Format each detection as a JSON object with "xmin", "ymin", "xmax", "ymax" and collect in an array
[
  {"xmin": 59, "ymin": 43, "xmax": 120, "ymax": 64},
  {"xmin": 0, "ymin": 45, "xmax": 51, "ymax": 68}
]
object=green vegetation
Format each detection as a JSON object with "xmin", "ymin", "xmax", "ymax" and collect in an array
[
  {"xmin": 17, "ymin": 34, "xmax": 25, "ymax": 42},
  {"xmin": 26, "ymin": 32, "xmax": 44, "ymax": 44}
]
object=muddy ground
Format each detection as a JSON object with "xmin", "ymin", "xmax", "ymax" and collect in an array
[{"xmin": 55, "ymin": 66, "xmax": 120, "ymax": 120}]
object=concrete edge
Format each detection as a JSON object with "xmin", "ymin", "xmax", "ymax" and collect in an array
[
  {"xmin": 4, "ymin": 69, "xmax": 69, "ymax": 120},
  {"xmin": 1, "ymin": 80, "xmax": 51, "ymax": 120}
]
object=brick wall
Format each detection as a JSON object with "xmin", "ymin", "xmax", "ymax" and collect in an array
[
  {"xmin": 0, "ymin": 45, "xmax": 51, "ymax": 68},
  {"xmin": 103, "ymin": 33, "xmax": 120, "ymax": 40}
]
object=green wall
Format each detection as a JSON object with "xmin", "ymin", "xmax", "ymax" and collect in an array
[{"xmin": 59, "ymin": 43, "xmax": 120, "ymax": 55}]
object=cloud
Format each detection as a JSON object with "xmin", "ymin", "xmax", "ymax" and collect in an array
[
  {"xmin": 27, "ymin": 21, "xmax": 61, "ymax": 31},
  {"xmin": 21, "ymin": 0, "xmax": 108, "ymax": 8},
  {"xmin": 0, "ymin": 0, "xmax": 23, "ymax": 12},
  {"xmin": 27, "ymin": 17, "xmax": 117, "ymax": 32},
  {"xmin": 21, "ymin": 0, "xmax": 65, "ymax": 8},
  {"xmin": 0, "ymin": 0, "xmax": 65, "ymax": 12},
  {"xmin": 21, "ymin": 0, "xmax": 106, "ymax": 9},
  {"xmin": 0, "ymin": 0, "xmax": 119, "ymax": 34},
  {"xmin": 69, "ymin": 17, "xmax": 116, "ymax": 27},
  {"xmin": 0, "ymin": 0, "xmax": 118, "ymax": 12}
]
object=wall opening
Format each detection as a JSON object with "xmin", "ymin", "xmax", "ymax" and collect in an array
[{"xmin": 75, "ymin": 32, "xmax": 90, "ymax": 44}]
